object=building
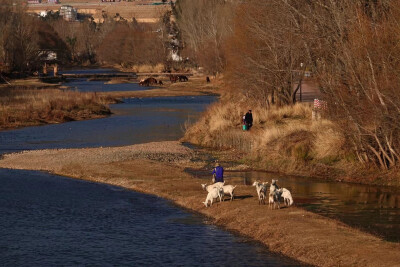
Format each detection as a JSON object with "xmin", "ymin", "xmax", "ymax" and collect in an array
[
  {"xmin": 60, "ymin": 5, "xmax": 77, "ymax": 21},
  {"xmin": 38, "ymin": 50, "xmax": 58, "ymax": 62},
  {"xmin": 47, "ymin": 0, "xmax": 60, "ymax": 4},
  {"xmin": 27, "ymin": 0, "xmax": 42, "ymax": 4}
]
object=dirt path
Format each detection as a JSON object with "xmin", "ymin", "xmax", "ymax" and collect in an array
[{"xmin": 1, "ymin": 141, "xmax": 399, "ymax": 267}]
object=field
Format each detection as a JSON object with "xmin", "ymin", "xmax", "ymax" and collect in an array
[{"xmin": 27, "ymin": 0, "xmax": 172, "ymax": 23}]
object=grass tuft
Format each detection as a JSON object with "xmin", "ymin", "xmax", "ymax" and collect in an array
[{"xmin": 0, "ymin": 87, "xmax": 111, "ymax": 130}]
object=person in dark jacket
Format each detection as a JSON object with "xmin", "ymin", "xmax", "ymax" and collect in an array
[
  {"xmin": 245, "ymin": 110, "xmax": 253, "ymax": 130},
  {"xmin": 212, "ymin": 163, "xmax": 224, "ymax": 183}
]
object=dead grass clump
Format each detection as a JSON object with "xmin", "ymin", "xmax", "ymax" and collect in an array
[
  {"xmin": 256, "ymin": 123, "xmax": 310, "ymax": 149},
  {"xmin": 254, "ymin": 103, "xmax": 312, "ymax": 125},
  {"xmin": 277, "ymin": 130, "xmax": 315, "ymax": 161},
  {"xmin": 132, "ymin": 63, "xmax": 165, "ymax": 73},
  {"xmin": 0, "ymin": 87, "xmax": 112, "ymax": 130},
  {"xmin": 208, "ymin": 129, "xmax": 254, "ymax": 152},
  {"xmin": 312, "ymin": 120, "xmax": 346, "ymax": 160}
]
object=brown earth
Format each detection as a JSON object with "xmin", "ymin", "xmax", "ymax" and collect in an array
[{"xmin": 1, "ymin": 141, "xmax": 399, "ymax": 267}]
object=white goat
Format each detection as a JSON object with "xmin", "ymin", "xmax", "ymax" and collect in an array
[
  {"xmin": 269, "ymin": 191, "xmax": 281, "ymax": 209},
  {"xmin": 201, "ymin": 182, "xmax": 225, "ymax": 192},
  {"xmin": 277, "ymin": 188, "xmax": 294, "ymax": 206},
  {"xmin": 203, "ymin": 187, "xmax": 224, "ymax": 207},
  {"xmin": 201, "ymin": 182, "xmax": 225, "ymax": 202},
  {"xmin": 269, "ymin": 179, "xmax": 281, "ymax": 209},
  {"xmin": 269, "ymin": 179, "xmax": 280, "ymax": 193},
  {"xmin": 252, "ymin": 181, "xmax": 268, "ymax": 205},
  {"xmin": 268, "ymin": 192, "xmax": 274, "ymax": 209},
  {"xmin": 221, "ymin": 185, "xmax": 237, "ymax": 201}
]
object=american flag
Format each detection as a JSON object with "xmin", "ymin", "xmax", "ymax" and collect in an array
[{"xmin": 314, "ymin": 99, "xmax": 327, "ymax": 110}]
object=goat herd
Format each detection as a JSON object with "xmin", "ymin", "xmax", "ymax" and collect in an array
[
  {"xmin": 138, "ymin": 75, "xmax": 189, "ymax": 86},
  {"xmin": 201, "ymin": 179, "xmax": 294, "ymax": 209}
]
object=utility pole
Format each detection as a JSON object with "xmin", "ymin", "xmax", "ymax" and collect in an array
[{"xmin": 300, "ymin": 62, "xmax": 303, "ymax": 102}]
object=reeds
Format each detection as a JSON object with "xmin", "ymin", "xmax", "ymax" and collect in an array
[
  {"xmin": 0, "ymin": 87, "xmax": 111, "ymax": 130},
  {"xmin": 182, "ymin": 100, "xmax": 347, "ymax": 170},
  {"xmin": 131, "ymin": 63, "xmax": 165, "ymax": 73}
]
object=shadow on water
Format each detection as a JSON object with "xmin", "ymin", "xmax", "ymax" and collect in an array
[{"xmin": 187, "ymin": 168, "xmax": 400, "ymax": 242}]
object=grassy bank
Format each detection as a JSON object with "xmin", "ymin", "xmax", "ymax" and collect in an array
[
  {"xmin": 0, "ymin": 74, "xmax": 221, "ymax": 131},
  {"xmin": 182, "ymin": 100, "xmax": 400, "ymax": 187},
  {"xmin": 0, "ymin": 86, "xmax": 113, "ymax": 130},
  {"xmin": 0, "ymin": 141, "xmax": 399, "ymax": 266},
  {"xmin": 98, "ymin": 74, "xmax": 222, "ymax": 99}
]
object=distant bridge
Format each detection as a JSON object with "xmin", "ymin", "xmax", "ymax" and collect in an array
[{"xmin": 60, "ymin": 72, "xmax": 137, "ymax": 79}]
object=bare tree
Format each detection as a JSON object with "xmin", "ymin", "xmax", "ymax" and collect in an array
[
  {"xmin": 253, "ymin": 0, "xmax": 400, "ymax": 169},
  {"xmin": 175, "ymin": 0, "xmax": 237, "ymax": 75},
  {"xmin": 0, "ymin": 1, "xmax": 40, "ymax": 72},
  {"xmin": 224, "ymin": 1, "xmax": 307, "ymax": 107},
  {"xmin": 305, "ymin": 0, "xmax": 400, "ymax": 169}
]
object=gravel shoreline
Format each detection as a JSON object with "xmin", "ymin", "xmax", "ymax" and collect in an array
[
  {"xmin": 0, "ymin": 141, "xmax": 194, "ymax": 172},
  {"xmin": 1, "ymin": 141, "xmax": 399, "ymax": 267}
]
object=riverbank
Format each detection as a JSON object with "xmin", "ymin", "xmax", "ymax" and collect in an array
[
  {"xmin": 0, "ymin": 74, "xmax": 220, "ymax": 130},
  {"xmin": 0, "ymin": 86, "xmax": 113, "ymax": 130},
  {"xmin": 182, "ymin": 99, "xmax": 400, "ymax": 187},
  {"xmin": 97, "ymin": 75, "xmax": 221, "ymax": 99},
  {"xmin": 1, "ymin": 141, "xmax": 399, "ymax": 266}
]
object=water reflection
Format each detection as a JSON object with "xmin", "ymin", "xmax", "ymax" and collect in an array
[
  {"xmin": 64, "ymin": 78, "xmax": 150, "ymax": 92},
  {"xmin": 189, "ymin": 169, "xmax": 400, "ymax": 242},
  {"xmin": 0, "ymin": 96, "xmax": 216, "ymax": 154}
]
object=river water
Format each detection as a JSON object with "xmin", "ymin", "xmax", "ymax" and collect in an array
[
  {"xmin": 0, "ymin": 72, "xmax": 302, "ymax": 266},
  {"xmin": 0, "ymin": 96, "xmax": 215, "ymax": 153},
  {"xmin": 189, "ymin": 166, "xmax": 400, "ymax": 242},
  {"xmin": 65, "ymin": 79, "xmax": 148, "ymax": 92},
  {"xmin": 230, "ymin": 171, "xmax": 400, "ymax": 242},
  {"xmin": 0, "ymin": 169, "xmax": 300, "ymax": 266}
]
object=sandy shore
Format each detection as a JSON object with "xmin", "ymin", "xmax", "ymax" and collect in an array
[{"xmin": 1, "ymin": 141, "xmax": 399, "ymax": 266}]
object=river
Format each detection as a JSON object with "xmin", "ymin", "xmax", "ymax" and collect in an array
[
  {"xmin": 0, "ymin": 71, "xmax": 302, "ymax": 266},
  {"xmin": 0, "ymin": 169, "xmax": 300, "ymax": 266}
]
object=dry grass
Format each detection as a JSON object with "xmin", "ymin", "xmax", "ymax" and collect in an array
[
  {"xmin": 1, "ymin": 141, "xmax": 399, "ymax": 267},
  {"xmin": 312, "ymin": 120, "xmax": 346, "ymax": 159},
  {"xmin": 130, "ymin": 63, "xmax": 165, "ymax": 73},
  {"xmin": 182, "ymin": 100, "xmax": 350, "ymax": 179},
  {"xmin": 97, "ymin": 75, "xmax": 221, "ymax": 99},
  {"xmin": 183, "ymin": 100, "xmax": 315, "ymax": 147},
  {"xmin": 0, "ymin": 87, "xmax": 112, "ymax": 130}
]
